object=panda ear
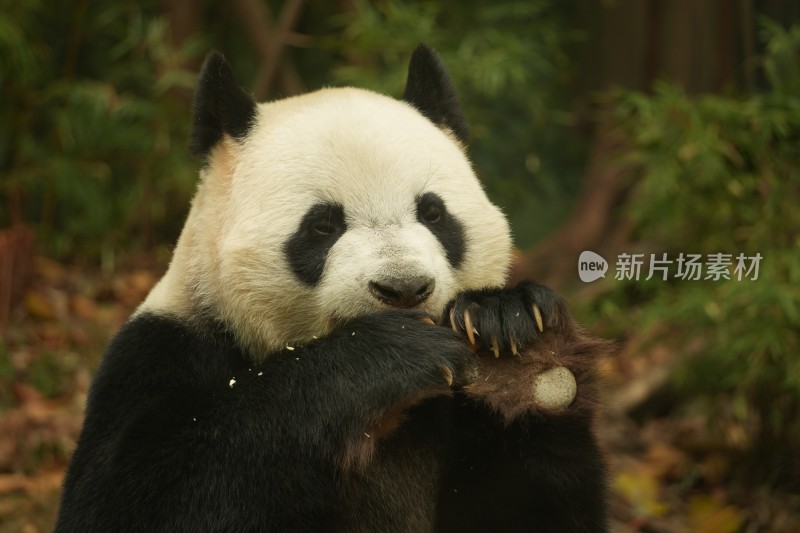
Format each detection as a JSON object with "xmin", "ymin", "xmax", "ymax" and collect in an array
[
  {"xmin": 402, "ymin": 44, "xmax": 468, "ymax": 144},
  {"xmin": 190, "ymin": 51, "xmax": 257, "ymax": 158}
]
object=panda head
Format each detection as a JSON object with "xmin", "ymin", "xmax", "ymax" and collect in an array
[{"xmin": 140, "ymin": 45, "xmax": 512, "ymax": 356}]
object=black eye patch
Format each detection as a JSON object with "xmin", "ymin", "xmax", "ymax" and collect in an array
[
  {"xmin": 416, "ymin": 192, "xmax": 465, "ymax": 269},
  {"xmin": 284, "ymin": 203, "xmax": 346, "ymax": 285}
]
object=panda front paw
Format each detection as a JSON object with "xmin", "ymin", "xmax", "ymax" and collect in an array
[
  {"xmin": 445, "ymin": 281, "xmax": 573, "ymax": 357},
  {"xmin": 323, "ymin": 311, "xmax": 479, "ymax": 470},
  {"xmin": 445, "ymin": 282, "xmax": 605, "ymax": 422},
  {"xmin": 329, "ymin": 310, "xmax": 478, "ymax": 401}
]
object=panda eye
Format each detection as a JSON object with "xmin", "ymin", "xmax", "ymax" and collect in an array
[
  {"xmin": 301, "ymin": 204, "xmax": 345, "ymax": 238},
  {"xmin": 311, "ymin": 220, "xmax": 338, "ymax": 236},
  {"xmin": 421, "ymin": 205, "xmax": 442, "ymax": 224},
  {"xmin": 417, "ymin": 193, "xmax": 447, "ymax": 225}
]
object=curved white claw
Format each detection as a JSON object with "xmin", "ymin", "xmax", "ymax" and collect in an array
[
  {"xmin": 490, "ymin": 335, "xmax": 500, "ymax": 358},
  {"xmin": 441, "ymin": 366, "xmax": 454, "ymax": 387},
  {"xmin": 449, "ymin": 307, "xmax": 458, "ymax": 333},
  {"xmin": 464, "ymin": 310, "xmax": 476, "ymax": 345},
  {"xmin": 532, "ymin": 304, "xmax": 544, "ymax": 333}
]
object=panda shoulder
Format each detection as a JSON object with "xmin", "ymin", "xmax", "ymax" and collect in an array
[{"xmin": 89, "ymin": 313, "xmax": 239, "ymax": 404}]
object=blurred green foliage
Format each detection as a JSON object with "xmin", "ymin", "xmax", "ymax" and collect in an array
[
  {"xmin": 1, "ymin": 0, "xmax": 584, "ymax": 260},
  {"xmin": 0, "ymin": 340, "xmax": 13, "ymax": 408},
  {"xmin": 12, "ymin": 1, "xmax": 796, "ymax": 271},
  {"xmin": 322, "ymin": 0, "xmax": 586, "ymax": 246},
  {"xmin": 599, "ymin": 20, "xmax": 800, "ymax": 477},
  {"xmin": 27, "ymin": 351, "xmax": 76, "ymax": 398},
  {"xmin": 1, "ymin": 0, "xmax": 202, "ymax": 261}
]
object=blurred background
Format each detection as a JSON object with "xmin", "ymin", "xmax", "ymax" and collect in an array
[{"xmin": 1, "ymin": 0, "xmax": 799, "ymax": 531}]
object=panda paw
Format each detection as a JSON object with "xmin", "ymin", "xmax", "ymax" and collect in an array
[
  {"xmin": 445, "ymin": 281, "xmax": 606, "ymax": 421},
  {"xmin": 445, "ymin": 281, "xmax": 573, "ymax": 358},
  {"xmin": 333, "ymin": 310, "xmax": 478, "ymax": 392}
]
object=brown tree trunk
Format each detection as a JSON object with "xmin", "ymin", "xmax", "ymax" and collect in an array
[
  {"xmin": 510, "ymin": 119, "xmax": 629, "ymax": 289},
  {"xmin": 512, "ymin": 0, "xmax": 747, "ymax": 288}
]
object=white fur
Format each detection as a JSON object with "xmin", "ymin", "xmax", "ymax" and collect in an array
[{"xmin": 139, "ymin": 88, "xmax": 512, "ymax": 356}]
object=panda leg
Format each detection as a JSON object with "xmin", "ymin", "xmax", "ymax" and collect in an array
[
  {"xmin": 436, "ymin": 282, "xmax": 610, "ymax": 533},
  {"xmin": 437, "ymin": 396, "xmax": 608, "ymax": 533}
]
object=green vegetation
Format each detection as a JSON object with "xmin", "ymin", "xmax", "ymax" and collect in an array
[
  {"xmin": 27, "ymin": 351, "xmax": 76, "ymax": 398},
  {"xmin": 1, "ymin": 0, "xmax": 583, "ymax": 259},
  {"xmin": 598, "ymin": 20, "xmax": 800, "ymax": 480},
  {"xmin": 0, "ymin": 341, "xmax": 13, "ymax": 408},
  {"xmin": 1, "ymin": 0, "xmax": 202, "ymax": 261}
]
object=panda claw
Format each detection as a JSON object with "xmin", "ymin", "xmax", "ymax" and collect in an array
[
  {"xmin": 510, "ymin": 337, "xmax": 518, "ymax": 356},
  {"xmin": 464, "ymin": 310, "xmax": 476, "ymax": 345},
  {"xmin": 532, "ymin": 304, "xmax": 544, "ymax": 333},
  {"xmin": 440, "ymin": 366, "xmax": 454, "ymax": 387},
  {"xmin": 490, "ymin": 335, "xmax": 500, "ymax": 358},
  {"xmin": 449, "ymin": 308, "xmax": 458, "ymax": 333}
]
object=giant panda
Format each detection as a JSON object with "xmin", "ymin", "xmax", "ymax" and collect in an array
[{"xmin": 55, "ymin": 45, "xmax": 609, "ymax": 532}]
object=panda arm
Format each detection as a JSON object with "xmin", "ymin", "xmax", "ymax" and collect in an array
[
  {"xmin": 56, "ymin": 311, "xmax": 472, "ymax": 533},
  {"xmin": 435, "ymin": 282, "xmax": 610, "ymax": 533},
  {"xmin": 436, "ymin": 393, "xmax": 608, "ymax": 533}
]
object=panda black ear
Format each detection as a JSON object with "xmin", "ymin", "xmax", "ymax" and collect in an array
[
  {"xmin": 190, "ymin": 51, "xmax": 257, "ymax": 158},
  {"xmin": 402, "ymin": 44, "xmax": 468, "ymax": 144}
]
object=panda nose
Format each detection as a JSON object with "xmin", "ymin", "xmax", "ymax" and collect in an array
[{"xmin": 369, "ymin": 276, "xmax": 435, "ymax": 308}]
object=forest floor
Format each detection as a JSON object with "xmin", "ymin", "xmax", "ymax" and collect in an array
[{"xmin": 1, "ymin": 256, "xmax": 798, "ymax": 532}]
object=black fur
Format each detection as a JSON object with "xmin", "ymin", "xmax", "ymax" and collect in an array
[
  {"xmin": 403, "ymin": 44, "xmax": 469, "ymax": 144},
  {"xmin": 417, "ymin": 192, "xmax": 466, "ymax": 269},
  {"xmin": 285, "ymin": 203, "xmax": 347, "ymax": 285},
  {"xmin": 190, "ymin": 51, "xmax": 257, "ymax": 158},
  {"xmin": 56, "ymin": 285, "xmax": 608, "ymax": 532},
  {"xmin": 437, "ymin": 396, "xmax": 608, "ymax": 532},
  {"xmin": 56, "ymin": 310, "xmax": 474, "ymax": 532}
]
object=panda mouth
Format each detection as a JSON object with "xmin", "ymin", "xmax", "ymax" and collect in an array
[{"xmin": 326, "ymin": 297, "xmax": 443, "ymax": 334}]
